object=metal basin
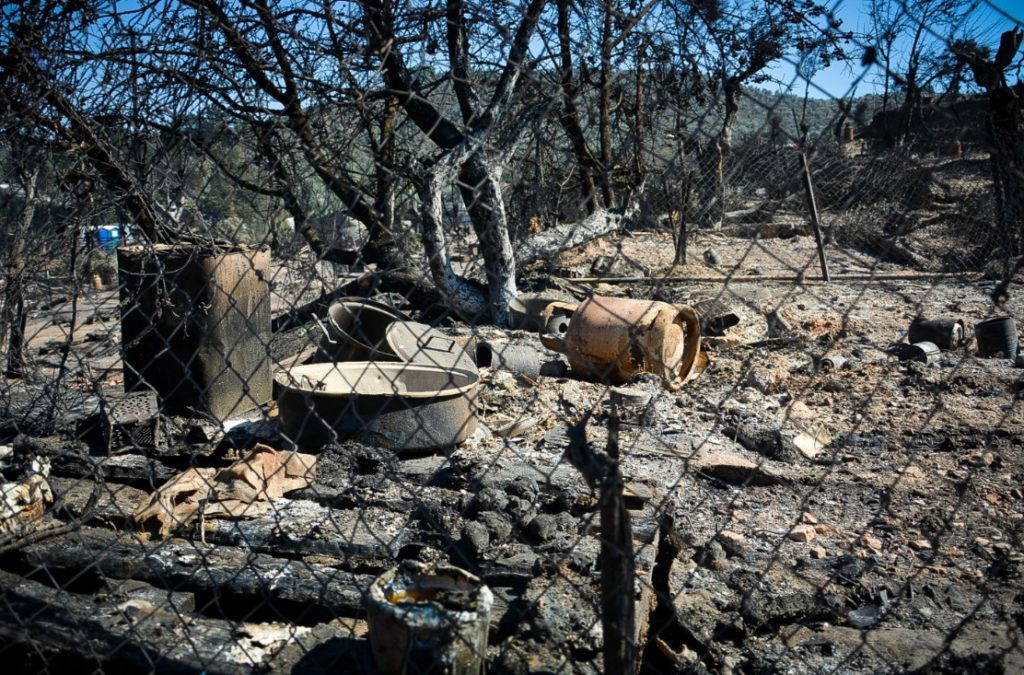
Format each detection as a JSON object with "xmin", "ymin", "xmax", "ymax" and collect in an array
[
  {"xmin": 318, "ymin": 298, "xmax": 410, "ymax": 361},
  {"xmin": 276, "ymin": 362, "xmax": 478, "ymax": 450}
]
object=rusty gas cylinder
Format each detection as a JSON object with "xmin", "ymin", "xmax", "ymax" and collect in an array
[{"xmin": 543, "ymin": 295, "xmax": 701, "ymax": 390}]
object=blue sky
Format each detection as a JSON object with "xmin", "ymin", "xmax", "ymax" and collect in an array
[{"xmin": 768, "ymin": 0, "xmax": 1024, "ymax": 98}]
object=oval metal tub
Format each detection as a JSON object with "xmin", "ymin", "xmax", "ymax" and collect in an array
[
  {"xmin": 318, "ymin": 297, "xmax": 410, "ymax": 361},
  {"xmin": 276, "ymin": 362, "xmax": 478, "ymax": 451}
]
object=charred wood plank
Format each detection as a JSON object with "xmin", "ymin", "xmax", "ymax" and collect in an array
[
  {"xmin": 17, "ymin": 526, "xmax": 370, "ymax": 617},
  {"xmin": 15, "ymin": 436, "xmax": 178, "ymax": 487},
  {"xmin": 49, "ymin": 476, "xmax": 148, "ymax": 526},
  {"xmin": 0, "ymin": 568, "xmax": 350, "ymax": 673},
  {"xmin": 200, "ymin": 497, "xmax": 412, "ymax": 562}
]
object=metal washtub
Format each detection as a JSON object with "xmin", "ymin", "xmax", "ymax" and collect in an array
[{"xmin": 276, "ymin": 362, "xmax": 478, "ymax": 451}]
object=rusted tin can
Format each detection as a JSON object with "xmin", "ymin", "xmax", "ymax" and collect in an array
[
  {"xmin": 975, "ymin": 316, "xmax": 1018, "ymax": 358},
  {"xmin": 818, "ymin": 354, "xmax": 847, "ymax": 371},
  {"xmin": 908, "ymin": 317, "xmax": 964, "ymax": 350},
  {"xmin": 367, "ymin": 561, "xmax": 492, "ymax": 675},
  {"xmin": 902, "ymin": 341, "xmax": 941, "ymax": 364},
  {"xmin": 542, "ymin": 295, "xmax": 701, "ymax": 389}
]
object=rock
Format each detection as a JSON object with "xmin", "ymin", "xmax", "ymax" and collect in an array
[
  {"xmin": 785, "ymin": 624, "xmax": 1024, "ymax": 673},
  {"xmin": 726, "ymin": 411, "xmax": 812, "ymax": 462},
  {"xmin": 506, "ymin": 496, "xmax": 537, "ymax": 528},
  {"xmin": 717, "ymin": 531, "xmax": 749, "ymax": 558},
  {"xmin": 801, "ymin": 512, "xmax": 819, "ymax": 525},
  {"xmin": 667, "ymin": 568, "xmax": 730, "ymax": 647},
  {"xmin": 472, "ymin": 487, "xmax": 509, "ymax": 514},
  {"xmin": 695, "ymin": 539, "xmax": 728, "ymax": 570},
  {"xmin": 860, "ymin": 533, "xmax": 884, "ymax": 551},
  {"xmin": 506, "ymin": 475, "xmax": 539, "ymax": 502},
  {"xmin": 909, "ymin": 538, "xmax": 932, "ymax": 551},
  {"xmin": 692, "ymin": 452, "xmax": 786, "ymax": 486},
  {"xmin": 814, "ymin": 523, "xmax": 839, "ymax": 536},
  {"xmin": 786, "ymin": 400, "xmax": 814, "ymax": 420},
  {"xmin": 790, "ymin": 524, "xmax": 817, "ymax": 543},
  {"xmin": 730, "ymin": 569, "xmax": 838, "ymax": 629},
  {"xmin": 809, "ymin": 546, "xmax": 827, "ymax": 559},
  {"xmin": 461, "ymin": 521, "xmax": 490, "ymax": 558},
  {"xmin": 527, "ymin": 514, "xmax": 561, "ymax": 542},
  {"xmin": 747, "ymin": 365, "xmax": 789, "ymax": 394},
  {"xmin": 476, "ymin": 511, "xmax": 513, "ymax": 544},
  {"xmin": 847, "ymin": 603, "xmax": 886, "ymax": 628},
  {"xmin": 901, "ymin": 465, "xmax": 925, "ymax": 478}
]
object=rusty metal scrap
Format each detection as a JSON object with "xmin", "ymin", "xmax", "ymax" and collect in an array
[{"xmin": 133, "ymin": 444, "xmax": 316, "ymax": 539}]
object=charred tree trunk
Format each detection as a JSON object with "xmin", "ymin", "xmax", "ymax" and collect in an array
[
  {"xmin": 673, "ymin": 171, "xmax": 693, "ymax": 266},
  {"xmin": 598, "ymin": 0, "xmax": 615, "ymax": 208},
  {"xmin": 632, "ymin": 37, "xmax": 647, "ymax": 189},
  {"xmin": 356, "ymin": 92, "xmax": 406, "ymax": 271},
  {"xmin": 557, "ymin": 0, "xmax": 600, "ymax": 215},
  {"xmin": 695, "ymin": 78, "xmax": 739, "ymax": 231},
  {"xmin": 414, "ymin": 165, "xmax": 489, "ymax": 320},
  {"xmin": 959, "ymin": 29, "xmax": 1024, "ymax": 297},
  {"xmin": 458, "ymin": 154, "xmax": 518, "ymax": 325},
  {"xmin": 3, "ymin": 165, "xmax": 37, "ymax": 379},
  {"xmin": 694, "ymin": 140, "xmax": 725, "ymax": 230}
]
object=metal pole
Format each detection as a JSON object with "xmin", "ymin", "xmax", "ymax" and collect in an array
[{"xmin": 800, "ymin": 151, "xmax": 831, "ymax": 282}]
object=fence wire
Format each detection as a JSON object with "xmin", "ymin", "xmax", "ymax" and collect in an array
[{"xmin": 1, "ymin": 1, "xmax": 1023, "ymax": 673}]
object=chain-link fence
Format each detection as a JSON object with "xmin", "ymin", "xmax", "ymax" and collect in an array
[{"xmin": 2, "ymin": 1, "xmax": 1023, "ymax": 673}]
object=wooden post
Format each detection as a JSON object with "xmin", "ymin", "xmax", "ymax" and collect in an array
[{"xmin": 799, "ymin": 152, "xmax": 830, "ymax": 283}]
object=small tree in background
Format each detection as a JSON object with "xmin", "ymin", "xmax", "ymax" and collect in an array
[{"xmin": 956, "ymin": 28, "xmax": 1024, "ymax": 299}]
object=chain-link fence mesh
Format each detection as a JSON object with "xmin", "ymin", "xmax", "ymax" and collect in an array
[{"xmin": 2, "ymin": 0, "xmax": 1023, "ymax": 673}]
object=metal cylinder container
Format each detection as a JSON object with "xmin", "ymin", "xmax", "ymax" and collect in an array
[{"xmin": 366, "ymin": 561, "xmax": 493, "ymax": 675}]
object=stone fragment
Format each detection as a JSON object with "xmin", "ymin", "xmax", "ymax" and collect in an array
[
  {"xmin": 472, "ymin": 487, "xmax": 509, "ymax": 514},
  {"xmin": 790, "ymin": 524, "xmax": 817, "ymax": 542},
  {"xmin": 527, "ymin": 514, "xmax": 560, "ymax": 542},
  {"xmin": 476, "ymin": 511, "xmax": 513, "ymax": 544},
  {"xmin": 814, "ymin": 523, "xmax": 839, "ymax": 536},
  {"xmin": 901, "ymin": 465, "xmax": 924, "ymax": 478},
  {"xmin": 747, "ymin": 365, "xmax": 789, "ymax": 394},
  {"xmin": 692, "ymin": 452, "xmax": 785, "ymax": 486},
  {"xmin": 860, "ymin": 533, "xmax": 884, "ymax": 551},
  {"xmin": 461, "ymin": 521, "xmax": 490, "ymax": 558},
  {"xmin": 717, "ymin": 530, "xmax": 748, "ymax": 557}
]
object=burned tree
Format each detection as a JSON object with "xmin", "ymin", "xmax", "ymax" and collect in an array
[
  {"xmin": 670, "ymin": 0, "xmax": 845, "ymax": 230},
  {"xmin": 554, "ymin": 0, "xmax": 666, "ymax": 215},
  {"xmin": 361, "ymin": 0, "xmax": 547, "ymax": 323},
  {"xmin": 956, "ymin": 29, "xmax": 1024, "ymax": 298}
]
